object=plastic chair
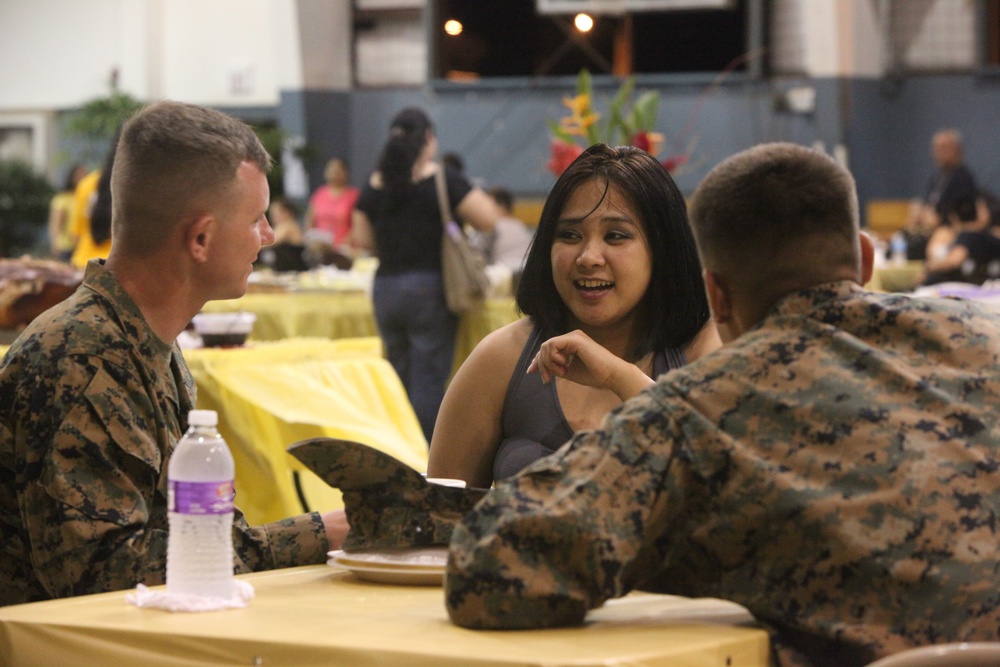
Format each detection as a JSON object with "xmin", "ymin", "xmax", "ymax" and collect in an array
[{"xmin": 866, "ymin": 642, "xmax": 1000, "ymax": 667}]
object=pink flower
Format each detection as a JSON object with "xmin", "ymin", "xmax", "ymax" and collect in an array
[
  {"xmin": 662, "ymin": 153, "xmax": 689, "ymax": 173},
  {"xmin": 547, "ymin": 139, "xmax": 585, "ymax": 176}
]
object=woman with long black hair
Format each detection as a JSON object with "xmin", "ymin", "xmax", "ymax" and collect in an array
[{"xmin": 352, "ymin": 108, "xmax": 498, "ymax": 443}]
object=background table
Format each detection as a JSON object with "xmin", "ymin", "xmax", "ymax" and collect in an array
[
  {"xmin": 200, "ymin": 290, "xmax": 521, "ymax": 373},
  {"xmin": 866, "ymin": 260, "xmax": 925, "ymax": 292},
  {"xmin": 0, "ymin": 565, "xmax": 771, "ymax": 667},
  {"xmin": 186, "ymin": 337, "xmax": 427, "ymax": 525}
]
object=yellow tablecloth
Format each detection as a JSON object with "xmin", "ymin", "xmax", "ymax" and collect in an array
[
  {"xmin": 0, "ymin": 338, "xmax": 425, "ymax": 526},
  {"xmin": 202, "ymin": 289, "xmax": 377, "ymax": 341},
  {"xmin": 201, "ymin": 290, "xmax": 521, "ymax": 373},
  {"xmin": 866, "ymin": 260, "xmax": 924, "ymax": 292},
  {"xmin": 0, "ymin": 565, "xmax": 771, "ymax": 667},
  {"xmin": 185, "ymin": 337, "xmax": 428, "ymax": 525}
]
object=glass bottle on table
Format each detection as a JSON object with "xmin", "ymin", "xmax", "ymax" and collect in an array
[{"xmin": 166, "ymin": 409, "xmax": 235, "ymax": 598}]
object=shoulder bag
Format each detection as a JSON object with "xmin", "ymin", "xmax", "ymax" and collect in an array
[{"xmin": 435, "ymin": 168, "xmax": 489, "ymax": 314}]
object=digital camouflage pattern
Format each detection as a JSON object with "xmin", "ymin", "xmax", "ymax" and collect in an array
[
  {"xmin": 0, "ymin": 261, "xmax": 327, "ymax": 607},
  {"xmin": 447, "ymin": 281, "xmax": 1000, "ymax": 667},
  {"xmin": 289, "ymin": 438, "xmax": 487, "ymax": 552}
]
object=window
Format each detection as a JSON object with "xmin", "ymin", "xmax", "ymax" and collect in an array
[{"xmin": 433, "ymin": 0, "xmax": 750, "ymax": 80}]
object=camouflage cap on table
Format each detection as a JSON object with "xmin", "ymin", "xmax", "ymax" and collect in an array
[{"xmin": 287, "ymin": 438, "xmax": 487, "ymax": 552}]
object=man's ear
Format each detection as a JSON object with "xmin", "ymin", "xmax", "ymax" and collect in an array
[
  {"xmin": 186, "ymin": 215, "xmax": 214, "ymax": 263},
  {"xmin": 858, "ymin": 230, "xmax": 875, "ymax": 286},
  {"xmin": 703, "ymin": 268, "xmax": 732, "ymax": 325}
]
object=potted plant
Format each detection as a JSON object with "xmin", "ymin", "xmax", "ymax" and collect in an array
[{"xmin": 0, "ymin": 160, "xmax": 55, "ymax": 258}]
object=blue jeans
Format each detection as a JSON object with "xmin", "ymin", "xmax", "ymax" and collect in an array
[{"xmin": 372, "ymin": 271, "xmax": 458, "ymax": 444}]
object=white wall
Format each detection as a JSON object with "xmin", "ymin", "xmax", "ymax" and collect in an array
[
  {"xmin": 0, "ymin": 0, "xmax": 125, "ymax": 109},
  {"xmin": 769, "ymin": 0, "xmax": 977, "ymax": 78},
  {"xmin": 0, "ymin": 0, "xmax": 309, "ymax": 110}
]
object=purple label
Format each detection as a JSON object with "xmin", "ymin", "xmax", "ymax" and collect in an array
[{"xmin": 169, "ymin": 480, "xmax": 234, "ymax": 515}]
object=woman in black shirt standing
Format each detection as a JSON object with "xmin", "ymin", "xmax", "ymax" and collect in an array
[{"xmin": 352, "ymin": 108, "xmax": 498, "ymax": 443}]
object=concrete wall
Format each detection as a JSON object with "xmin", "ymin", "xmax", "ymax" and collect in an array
[{"xmin": 2, "ymin": 0, "xmax": 998, "ymax": 228}]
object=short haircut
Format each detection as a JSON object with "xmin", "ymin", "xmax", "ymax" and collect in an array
[
  {"xmin": 935, "ymin": 128, "xmax": 962, "ymax": 147},
  {"xmin": 516, "ymin": 143, "xmax": 710, "ymax": 359},
  {"xmin": 111, "ymin": 100, "xmax": 271, "ymax": 254},
  {"xmin": 488, "ymin": 187, "xmax": 514, "ymax": 211},
  {"xmin": 688, "ymin": 142, "xmax": 859, "ymax": 301},
  {"xmin": 271, "ymin": 195, "xmax": 300, "ymax": 219}
]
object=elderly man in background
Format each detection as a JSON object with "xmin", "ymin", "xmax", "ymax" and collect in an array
[
  {"xmin": 904, "ymin": 128, "xmax": 981, "ymax": 259},
  {"xmin": 446, "ymin": 142, "xmax": 1000, "ymax": 667},
  {"xmin": 0, "ymin": 100, "xmax": 346, "ymax": 607}
]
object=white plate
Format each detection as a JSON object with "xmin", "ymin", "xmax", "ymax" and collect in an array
[
  {"xmin": 327, "ymin": 548, "xmax": 447, "ymax": 586},
  {"xmin": 328, "ymin": 560, "xmax": 444, "ymax": 586}
]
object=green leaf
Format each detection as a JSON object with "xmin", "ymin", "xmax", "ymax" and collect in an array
[
  {"xmin": 65, "ymin": 92, "xmax": 145, "ymax": 143},
  {"xmin": 631, "ymin": 90, "xmax": 660, "ymax": 132},
  {"xmin": 608, "ymin": 107, "xmax": 627, "ymax": 145},
  {"xmin": 576, "ymin": 69, "xmax": 593, "ymax": 98},
  {"xmin": 610, "ymin": 76, "xmax": 636, "ymax": 115}
]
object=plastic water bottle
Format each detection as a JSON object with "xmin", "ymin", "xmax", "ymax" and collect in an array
[
  {"xmin": 890, "ymin": 232, "xmax": 908, "ymax": 266},
  {"xmin": 166, "ymin": 409, "xmax": 235, "ymax": 598}
]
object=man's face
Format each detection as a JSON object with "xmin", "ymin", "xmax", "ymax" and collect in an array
[
  {"xmin": 205, "ymin": 161, "xmax": 274, "ymax": 300},
  {"xmin": 932, "ymin": 134, "xmax": 960, "ymax": 169}
]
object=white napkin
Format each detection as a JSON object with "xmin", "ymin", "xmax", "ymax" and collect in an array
[{"xmin": 125, "ymin": 580, "xmax": 255, "ymax": 612}]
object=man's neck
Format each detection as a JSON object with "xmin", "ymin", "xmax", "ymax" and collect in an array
[{"xmin": 104, "ymin": 253, "xmax": 201, "ymax": 345}]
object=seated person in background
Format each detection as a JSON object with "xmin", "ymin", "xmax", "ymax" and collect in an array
[
  {"xmin": 0, "ymin": 100, "xmax": 346, "ymax": 608},
  {"xmin": 426, "ymin": 144, "xmax": 721, "ymax": 490},
  {"xmin": 903, "ymin": 128, "xmax": 979, "ymax": 260},
  {"xmin": 305, "ymin": 157, "xmax": 359, "ymax": 251},
  {"xmin": 446, "ymin": 143, "xmax": 1000, "ymax": 667},
  {"xmin": 478, "ymin": 187, "xmax": 535, "ymax": 275},
  {"xmin": 256, "ymin": 196, "xmax": 309, "ymax": 272},
  {"xmin": 269, "ymin": 196, "xmax": 305, "ymax": 246},
  {"xmin": 921, "ymin": 195, "xmax": 1000, "ymax": 285}
]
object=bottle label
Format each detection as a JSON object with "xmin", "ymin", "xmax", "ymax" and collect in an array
[{"xmin": 168, "ymin": 480, "xmax": 235, "ymax": 515}]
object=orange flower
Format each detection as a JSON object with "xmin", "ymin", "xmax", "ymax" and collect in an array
[
  {"xmin": 562, "ymin": 93, "xmax": 591, "ymax": 117},
  {"xmin": 559, "ymin": 94, "xmax": 600, "ymax": 137}
]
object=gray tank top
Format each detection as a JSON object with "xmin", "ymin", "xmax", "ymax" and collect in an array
[{"xmin": 492, "ymin": 326, "xmax": 686, "ymax": 482}]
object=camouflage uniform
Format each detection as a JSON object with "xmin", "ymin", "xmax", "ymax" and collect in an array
[
  {"xmin": 0, "ymin": 261, "xmax": 327, "ymax": 607},
  {"xmin": 447, "ymin": 281, "xmax": 1000, "ymax": 667}
]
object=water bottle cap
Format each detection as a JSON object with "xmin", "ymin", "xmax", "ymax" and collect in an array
[{"xmin": 187, "ymin": 409, "xmax": 218, "ymax": 427}]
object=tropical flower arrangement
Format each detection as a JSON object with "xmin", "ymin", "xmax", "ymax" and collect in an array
[{"xmin": 547, "ymin": 69, "xmax": 694, "ymax": 177}]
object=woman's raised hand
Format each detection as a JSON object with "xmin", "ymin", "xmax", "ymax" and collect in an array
[{"xmin": 527, "ymin": 330, "xmax": 654, "ymax": 401}]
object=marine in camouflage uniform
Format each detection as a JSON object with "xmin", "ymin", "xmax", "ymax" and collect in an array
[
  {"xmin": 446, "ymin": 142, "xmax": 1000, "ymax": 667},
  {"xmin": 447, "ymin": 283, "xmax": 1000, "ymax": 666},
  {"xmin": 0, "ymin": 261, "xmax": 328, "ymax": 607}
]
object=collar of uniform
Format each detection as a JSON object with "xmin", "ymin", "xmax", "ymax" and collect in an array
[
  {"xmin": 769, "ymin": 279, "xmax": 863, "ymax": 322},
  {"xmin": 82, "ymin": 259, "xmax": 175, "ymax": 361}
]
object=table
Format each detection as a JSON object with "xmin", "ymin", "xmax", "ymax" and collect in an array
[
  {"xmin": 0, "ymin": 565, "xmax": 771, "ymax": 667},
  {"xmin": 866, "ymin": 260, "xmax": 925, "ymax": 292},
  {"xmin": 0, "ymin": 337, "xmax": 432, "ymax": 527},
  {"xmin": 185, "ymin": 338, "xmax": 428, "ymax": 526},
  {"xmin": 200, "ymin": 290, "xmax": 521, "ymax": 373}
]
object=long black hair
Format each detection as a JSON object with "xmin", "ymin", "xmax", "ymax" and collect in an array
[
  {"xmin": 516, "ymin": 143, "xmax": 710, "ymax": 359},
  {"xmin": 377, "ymin": 107, "xmax": 433, "ymax": 209},
  {"xmin": 90, "ymin": 127, "xmax": 122, "ymax": 246}
]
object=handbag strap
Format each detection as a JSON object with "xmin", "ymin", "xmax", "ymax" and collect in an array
[{"xmin": 434, "ymin": 167, "xmax": 453, "ymax": 228}]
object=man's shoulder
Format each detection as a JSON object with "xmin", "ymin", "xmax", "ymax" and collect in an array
[{"xmin": 4, "ymin": 289, "xmax": 134, "ymax": 373}]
